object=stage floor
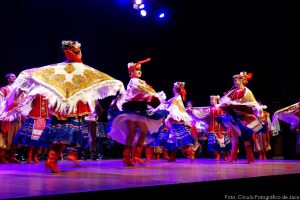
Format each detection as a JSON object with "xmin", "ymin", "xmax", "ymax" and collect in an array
[{"xmin": 1, "ymin": 158, "xmax": 300, "ymax": 199}]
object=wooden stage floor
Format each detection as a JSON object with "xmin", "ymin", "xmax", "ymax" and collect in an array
[{"xmin": 1, "ymin": 158, "xmax": 300, "ymax": 199}]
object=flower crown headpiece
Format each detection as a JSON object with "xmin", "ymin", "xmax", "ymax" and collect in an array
[
  {"xmin": 174, "ymin": 82, "xmax": 186, "ymax": 101},
  {"xmin": 232, "ymin": 71, "xmax": 253, "ymax": 85},
  {"xmin": 174, "ymin": 82, "xmax": 185, "ymax": 88},
  {"xmin": 210, "ymin": 95, "xmax": 220, "ymax": 101},
  {"xmin": 233, "ymin": 71, "xmax": 253, "ymax": 80},
  {"xmin": 61, "ymin": 40, "xmax": 81, "ymax": 53}
]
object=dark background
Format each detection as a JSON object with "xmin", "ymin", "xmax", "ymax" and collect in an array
[
  {"xmin": 0, "ymin": 0, "xmax": 298, "ymax": 112},
  {"xmin": 0, "ymin": 0, "xmax": 299, "ymax": 158}
]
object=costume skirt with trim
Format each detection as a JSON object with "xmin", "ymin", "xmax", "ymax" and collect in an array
[
  {"xmin": 253, "ymin": 123, "xmax": 271, "ymax": 152},
  {"xmin": 13, "ymin": 118, "xmax": 51, "ymax": 147},
  {"xmin": 147, "ymin": 125, "xmax": 169, "ymax": 147},
  {"xmin": 207, "ymin": 133, "xmax": 231, "ymax": 152},
  {"xmin": 107, "ymin": 109, "xmax": 167, "ymax": 146},
  {"xmin": 42, "ymin": 116, "xmax": 90, "ymax": 147},
  {"xmin": 155, "ymin": 123, "xmax": 196, "ymax": 151}
]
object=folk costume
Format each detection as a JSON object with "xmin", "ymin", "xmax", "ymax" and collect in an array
[
  {"xmin": 206, "ymin": 95, "xmax": 232, "ymax": 160},
  {"xmin": 0, "ymin": 74, "xmax": 23, "ymax": 164},
  {"xmin": 0, "ymin": 40, "xmax": 125, "ymax": 172},
  {"xmin": 217, "ymin": 72, "xmax": 263, "ymax": 163},
  {"xmin": 155, "ymin": 82, "xmax": 196, "ymax": 162},
  {"xmin": 252, "ymin": 107, "xmax": 272, "ymax": 160},
  {"xmin": 108, "ymin": 58, "xmax": 167, "ymax": 166}
]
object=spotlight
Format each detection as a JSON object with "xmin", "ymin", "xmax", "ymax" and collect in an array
[
  {"xmin": 139, "ymin": 4, "xmax": 145, "ymax": 9},
  {"xmin": 131, "ymin": 0, "xmax": 173, "ymax": 23},
  {"xmin": 140, "ymin": 10, "xmax": 147, "ymax": 17},
  {"xmin": 158, "ymin": 12, "xmax": 165, "ymax": 18},
  {"xmin": 133, "ymin": 0, "xmax": 143, "ymax": 9},
  {"xmin": 135, "ymin": 0, "xmax": 142, "ymax": 5},
  {"xmin": 156, "ymin": 10, "xmax": 168, "ymax": 21}
]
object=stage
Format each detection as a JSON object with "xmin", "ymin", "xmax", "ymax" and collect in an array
[{"xmin": 1, "ymin": 158, "xmax": 300, "ymax": 199}]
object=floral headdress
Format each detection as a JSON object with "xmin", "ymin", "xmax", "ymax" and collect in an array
[
  {"xmin": 174, "ymin": 82, "xmax": 185, "ymax": 88},
  {"xmin": 174, "ymin": 82, "xmax": 187, "ymax": 101},
  {"xmin": 232, "ymin": 71, "xmax": 253, "ymax": 85},
  {"xmin": 210, "ymin": 95, "xmax": 221, "ymax": 104},
  {"xmin": 210, "ymin": 95, "xmax": 220, "ymax": 101},
  {"xmin": 61, "ymin": 40, "xmax": 81, "ymax": 53},
  {"xmin": 61, "ymin": 40, "xmax": 82, "ymax": 63}
]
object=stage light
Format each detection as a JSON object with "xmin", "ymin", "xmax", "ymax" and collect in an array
[
  {"xmin": 140, "ymin": 10, "xmax": 147, "ymax": 17},
  {"xmin": 131, "ymin": 0, "xmax": 173, "ymax": 23},
  {"xmin": 158, "ymin": 12, "xmax": 165, "ymax": 18},
  {"xmin": 139, "ymin": 4, "xmax": 145, "ymax": 9},
  {"xmin": 156, "ymin": 10, "xmax": 168, "ymax": 22},
  {"xmin": 135, "ymin": 0, "xmax": 142, "ymax": 5},
  {"xmin": 133, "ymin": 0, "xmax": 143, "ymax": 9}
]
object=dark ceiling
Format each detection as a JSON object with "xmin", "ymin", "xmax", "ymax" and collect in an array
[{"xmin": 0, "ymin": 0, "xmax": 298, "ymax": 113}]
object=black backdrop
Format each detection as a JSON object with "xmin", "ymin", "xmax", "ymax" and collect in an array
[{"xmin": 0, "ymin": 0, "xmax": 299, "ymax": 115}]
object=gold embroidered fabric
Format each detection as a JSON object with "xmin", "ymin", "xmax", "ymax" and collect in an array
[
  {"xmin": 240, "ymin": 89, "xmax": 256, "ymax": 103},
  {"xmin": 137, "ymin": 79, "xmax": 156, "ymax": 94},
  {"xmin": 172, "ymin": 98, "xmax": 187, "ymax": 113},
  {"xmin": 32, "ymin": 63, "xmax": 115, "ymax": 98}
]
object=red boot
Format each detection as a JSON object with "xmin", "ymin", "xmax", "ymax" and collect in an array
[
  {"xmin": 156, "ymin": 153, "xmax": 161, "ymax": 159},
  {"xmin": 45, "ymin": 150, "xmax": 61, "ymax": 173},
  {"xmin": 244, "ymin": 142, "xmax": 255, "ymax": 164},
  {"xmin": 227, "ymin": 142, "xmax": 239, "ymax": 162},
  {"xmin": 162, "ymin": 148, "xmax": 170, "ymax": 160},
  {"xmin": 262, "ymin": 152, "xmax": 267, "ymax": 160},
  {"xmin": 0, "ymin": 149, "xmax": 8, "ymax": 164},
  {"xmin": 26, "ymin": 147, "xmax": 33, "ymax": 164},
  {"xmin": 123, "ymin": 146, "xmax": 134, "ymax": 166},
  {"xmin": 33, "ymin": 147, "xmax": 41, "ymax": 163},
  {"xmin": 133, "ymin": 145, "xmax": 145, "ymax": 164},
  {"xmin": 145, "ymin": 146, "xmax": 153, "ymax": 162},
  {"xmin": 182, "ymin": 146, "xmax": 195, "ymax": 162},
  {"xmin": 66, "ymin": 151, "xmax": 80, "ymax": 166},
  {"xmin": 215, "ymin": 151, "xmax": 221, "ymax": 160},
  {"xmin": 223, "ymin": 151, "xmax": 230, "ymax": 161},
  {"xmin": 258, "ymin": 152, "xmax": 263, "ymax": 160}
]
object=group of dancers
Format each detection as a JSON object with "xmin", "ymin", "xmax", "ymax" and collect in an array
[{"xmin": 0, "ymin": 39, "xmax": 299, "ymax": 173}]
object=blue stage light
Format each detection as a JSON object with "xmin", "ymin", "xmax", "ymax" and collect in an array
[
  {"xmin": 139, "ymin": 4, "xmax": 145, "ymax": 9},
  {"xmin": 158, "ymin": 12, "xmax": 165, "ymax": 18}
]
